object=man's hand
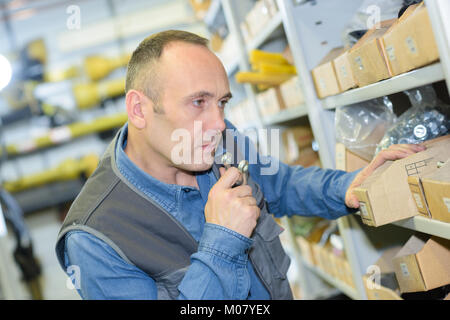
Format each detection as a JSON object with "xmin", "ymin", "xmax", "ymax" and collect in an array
[
  {"xmin": 205, "ymin": 166, "xmax": 260, "ymax": 238},
  {"xmin": 345, "ymin": 143, "xmax": 426, "ymax": 209}
]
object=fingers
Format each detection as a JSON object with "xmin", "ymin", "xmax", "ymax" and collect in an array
[
  {"xmin": 229, "ymin": 184, "xmax": 253, "ymax": 198},
  {"xmin": 387, "ymin": 143, "xmax": 425, "ymax": 155},
  {"xmin": 236, "ymin": 196, "xmax": 257, "ymax": 207},
  {"xmin": 216, "ymin": 166, "xmax": 242, "ymax": 190},
  {"xmin": 375, "ymin": 143, "xmax": 425, "ymax": 164}
]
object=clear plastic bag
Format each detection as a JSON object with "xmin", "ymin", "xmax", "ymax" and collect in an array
[
  {"xmin": 335, "ymin": 96, "xmax": 397, "ymax": 161},
  {"xmin": 376, "ymin": 85, "xmax": 450, "ymax": 153}
]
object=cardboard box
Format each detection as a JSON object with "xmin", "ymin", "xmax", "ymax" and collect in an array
[
  {"xmin": 354, "ymin": 135, "xmax": 450, "ymax": 227},
  {"xmin": 421, "ymin": 160, "xmax": 450, "ymax": 223},
  {"xmin": 341, "ymin": 259, "xmax": 354, "ymax": 288},
  {"xmin": 290, "ymin": 148, "xmax": 319, "ymax": 168},
  {"xmin": 407, "ymin": 175, "xmax": 430, "ymax": 218},
  {"xmin": 188, "ymin": 0, "xmax": 211, "ymax": 19},
  {"xmin": 256, "ymin": 86, "xmax": 286, "ymax": 118},
  {"xmin": 363, "ymin": 246, "xmax": 403, "ymax": 300},
  {"xmin": 282, "ymin": 126, "xmax": 314, "ymax": 164},
  {"xmin": 333, "ymin": 50, "xmax": 357, "ymax": 92},
  {"xmin": 382, "ymin": 3, "xmax": 439, "ymax": 76},
  {"xmin": 348, "ymin": 19, "xmax": 395, "ymax": 87},
  {"xmin": 407, "ymin": 158, "xmax": 450, "ymax": 221},
  {"xmin": 393, "ymin": 235, "xmax": 450, "ymax": 293},
  {"xmin": 296, "ymin": 236, "xmax": 315, "ymax": 265},
  {"xmin": 279, "ymin": 77, "xmax": 304, "ymax": 109},
  {"xmin": 335, "ymin": 143, "xmax": 370, "ymax": 172},
  {"xmin": 311, "ymin": 47, "xmax": 344, "ymax": 98},
  {"xmin": 246, "ymin": 0, "xmax": 272, "ymax": 40},
  {"xmin": 299, "ymin": 221, "xmax": 330, "ymax": 267}
]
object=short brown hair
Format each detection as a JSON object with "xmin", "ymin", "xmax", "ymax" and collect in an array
[{"xmin": 125, "ymin": 30, "xmax": 209, "ymax": 111}]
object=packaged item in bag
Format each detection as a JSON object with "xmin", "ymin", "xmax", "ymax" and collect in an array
[
  {"xmin": 336, "ymin": 96, "xmax": 396, "ymax": 161},
  {"xmin": 376, "ymin": 85, "xmax": 450, "ymax": 153}
]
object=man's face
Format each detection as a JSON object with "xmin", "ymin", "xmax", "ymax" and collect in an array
[{"xmin": 142, "ymin": 42, "xmax": 230, "ymax": 172}]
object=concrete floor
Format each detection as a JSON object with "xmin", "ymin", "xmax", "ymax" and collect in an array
[{"xmin": 1, "ymin": 208, "xmax": 80, "ymax": 300}]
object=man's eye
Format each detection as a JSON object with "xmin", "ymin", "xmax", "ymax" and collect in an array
[
  {"xmin": 193, "ymin": 99, "xmax": 205, "ymax": 107},
  {"xmin": 219, "ymin": 100, "xmax": 229, "ymax": 108}
]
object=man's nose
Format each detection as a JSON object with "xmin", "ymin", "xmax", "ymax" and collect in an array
[{"xmin": 208, "ymin": 104, "xmax": 226, "ymax": 132}]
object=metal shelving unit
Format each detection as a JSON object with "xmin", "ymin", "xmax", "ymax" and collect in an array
[
  {"xmin": 218, "ymin": 0, "xmax": 450, "ymax": 300},
  {"xmin": 245, "ymin": 11, "xmax": 283, "ymax": 52},
  {"xmin": 225, "ymin": 57, "xmax": 240, "ymax": 76},
  {"xmin": 299, "ymin": 257, "xmax": 359, "ymax": 300},
  {"xmin": 277, "ymin": 0, "xmax": 450, "ymax": 300},
  {"xmin": 262, "ymin": 104, "xmax": 308, "ymax": 126},
  {"xmin": 322, "ymin": 62, "xmax": 445, "ymax": 109},
  {"xmin": 392, "ymin": 216, "xmax": 450, "ymax": 240}
]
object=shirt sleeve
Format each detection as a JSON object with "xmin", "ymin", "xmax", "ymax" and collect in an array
[
  {"xmin": 64, "ymin": 230, "xmax": 158, "ymax": 300},
  {"xmin": 225, "ymin": 120, "xmax": 362, "ymax": 219},
  {"xmin": 254, "ymin": 160, "xmax": 361, "ymax": 219}
]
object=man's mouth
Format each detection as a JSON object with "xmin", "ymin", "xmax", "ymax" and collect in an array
[{"xmin": 202, "ymin": 142, "xmax": 216, "ymax": 153}]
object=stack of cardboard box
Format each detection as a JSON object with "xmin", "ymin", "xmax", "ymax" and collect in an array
[
  {"xmin": 353, "ymin": 135, "xmax": 450, "ymax": 227},
  {"xmin": 296, "ymin": 221, "xmax": 355, "ymax": 289},
  {"xmin": 256, "ymin": 86, "xmax": 286, "ymax": 118},
  {"xmin": 281, "ymin": 126, "xmax": 319, "ymax": 167},
  {"xmin": 311, "ymin": 2, "xmax": 439, "ymax": 99},
  {"xmin": 363, "ymin": 234, "xmax": 450, "ymax": 300},
  {"xmin": 393, "ymin": 234, "xmax": 450, "ymax": 294},
  {"xmin": 363, "ymin": 246, "xmax": 403, "ymax": 300}
]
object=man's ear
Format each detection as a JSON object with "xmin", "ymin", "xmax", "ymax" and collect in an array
[{"xmin": 126, "ymin": 90, "xmax": 147, "ymax": 129}]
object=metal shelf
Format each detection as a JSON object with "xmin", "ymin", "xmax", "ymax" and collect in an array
[
  {"xmin": 245, "ymin": 11, "xmax": 283, "ymax": 52},
  {"xmin": 321, "ymin": 63, "xmax": 445, "ymax": 109},
  {"xmin": 262, "ymin": 104, "xmax": 308, "ymax": 125},
  {"xmin": 299, "ymin": 256, "xmax": 359, "ymax": 300},
  {"xmin": 204, "ymin": 0, "xmax": 222, "ymax": 27},
  {"xmin": 392, "ymin": 215, "xmax": 450, "ymax": 240},
  {"xmin": 354, "ymin": 211, "xmax": 450, "ymax": 240},
  {"xmin": 225, "ymin": 57, "xmax": 240, "ymax": 75}
]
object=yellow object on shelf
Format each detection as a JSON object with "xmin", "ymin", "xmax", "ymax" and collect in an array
[
  {"xmin": 259, "ymin": 63, "xmax": 297, "ymax": 75},
  {"xmin": 236, "ymin": 71, "xmax": 293, "ymax": 86},
  {"xmin": 44, "ymin": 66, "xmax": 80, "ymax": 82},
  {"xmin": 249, "ymin": 50, "xmax": 290, "ymax": 68},
  {"xmin": 73, "ymin": 78, "xmax": 125, "ymax": 109},
  {"xmin": 27, "ymin": 38, "xmax": 47, "ymax": 65},
  {"xmin": 84, "ymin": 54, "xmax": 131, "ymax": 81},
  {"xmin": 3, "ymin": 154, "xmax": 100, "ymax": 193},
  {"xmin": 257, "ymin": 84, "xmax": 271, "ymax": 91},
  {"xmin": 4, "ymin": 113, "xmax": 128, "ymax": 156}
]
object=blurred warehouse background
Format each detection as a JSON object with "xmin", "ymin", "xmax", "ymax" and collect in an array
[{"xmin": 0, "ymin": 0, "xmax": 210, "ymax": 300}]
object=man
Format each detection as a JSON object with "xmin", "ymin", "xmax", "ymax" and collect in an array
[{"xmin": 55, "ymin": 30, "xmax": 424, "ymax": 300}]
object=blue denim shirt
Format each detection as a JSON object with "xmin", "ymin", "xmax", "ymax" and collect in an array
[{"xmin": 63, "ymin": 120, "xmax": 360, "ymax": 299}]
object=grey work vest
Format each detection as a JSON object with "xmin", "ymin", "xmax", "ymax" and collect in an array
[{"xmin": 55, "ymin": 130, "xmax": 293, "ymax": 300}]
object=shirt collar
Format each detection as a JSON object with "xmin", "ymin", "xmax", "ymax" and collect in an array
[{"xmin": 115, "ymin": 123, "xmax": 182, "ymax": 211}]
